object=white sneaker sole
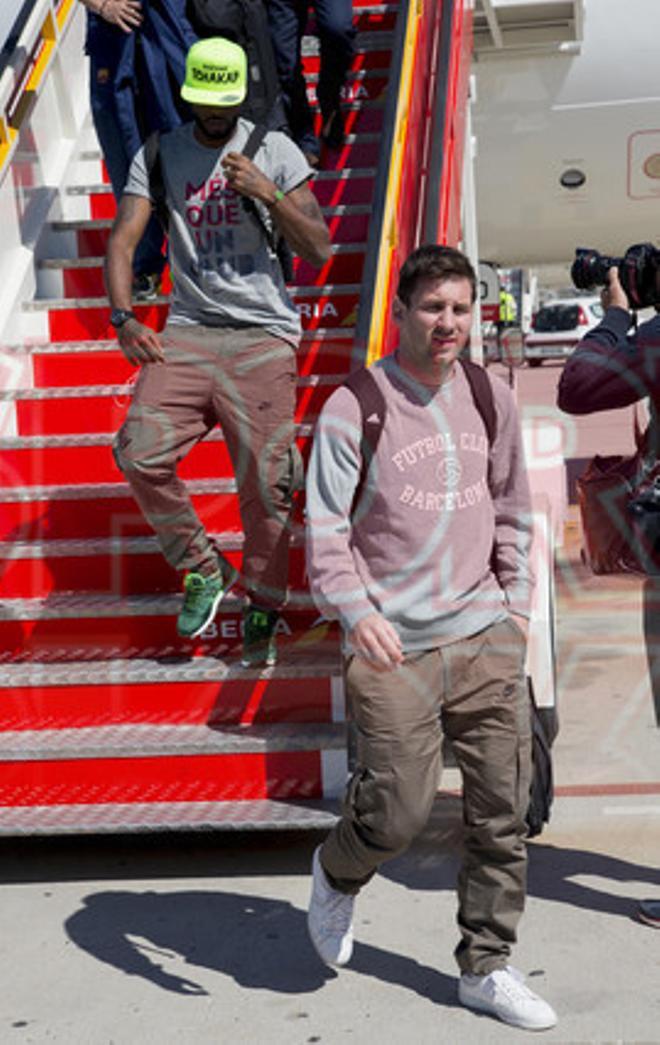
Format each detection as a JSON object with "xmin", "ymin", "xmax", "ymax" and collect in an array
[
  {"xmin": 240, "ymin": 650, "xmax": 277, "ymax": 669},
  {"xmin": 458, "ymin": 987, "xmax": 557, "ymax": 1031},
  {"xmin": 637, "ymin": 910, "xmax": 660, "ymax": 928}
]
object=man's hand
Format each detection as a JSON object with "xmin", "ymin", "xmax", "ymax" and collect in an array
[
  {"xmin": 601, "ymin": 266, "xmax": 629, "ymax": 312},
  {"xmin": 221, "ymin": 153, "xmax": 278, "ymax": 203},
  {"xmin": 222, "ymin": 153, "xmax": 331, "ymax": 267},
  {"xmin": 117, "ymin": 319, "xmax": 164, "ymax": 365},
  {"xmin": 97, "ymin": 0, "xmax": 142, "ymax": 32},
  {"xmin": 348, "ymin": 613, "xmax": 404, "ymax": 672}
]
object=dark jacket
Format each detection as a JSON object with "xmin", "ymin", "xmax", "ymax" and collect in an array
[
  {"xmin": 557, "ymin": 308, "xmax": 660, "ymax": 415},
  {"xmin": 87, "ymin": 1, "xmax": 196, "ymax": 160}
]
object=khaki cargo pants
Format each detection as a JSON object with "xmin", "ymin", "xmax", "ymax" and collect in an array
[
  {"xmin": 322, "ymin": 616, "xmax": 532, "ymax": 975},
  {"xmin": 114, "ymin": 324, "xmax": 302, "ymax": 609}
]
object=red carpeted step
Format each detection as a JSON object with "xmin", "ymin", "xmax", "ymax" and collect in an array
[
  {"xmin": 63, "ymin": 204, "xmax": 371, "ymax": 264},
  {"xmin": 20, "ymin": 331, "xmax": 353, "ymax": 387},
  {"xmin": 0, "ymin": 672, "xmax": 336, "ymax": 729},
  {"xmin": 0, "ymin": 749, "xmax": 323, "ymax": 805},
  {"xmin": 0, "ymin": 0, "xmax": 400, "ymax": 826},
  {"xmin": 0, "ymin": 541, "xmax": 309, "ymax": 599},
  {"xmin": 27, "ymin": 279, "xmax": 361, "ymax": 342},
  {"xmin": 12, "ymin": 378, "xmax": 338, "ymax": 436},
  {"xmin": 0, "ymin": 600, "xmax": 333, "ymax": 662},
  {"xmin": 304, "ymin": 49, "xmax": 393, "ymax": 75},
  {"xmin": 52, "ymin": 243, "xmax": 367, "ymax": 298},
  {"xmin": 0, "ymin": 429, "xmax": 313, "ymax": 488},
  {"xmin": 0, "ymin": 483, "xmax": 242, "ymax": 541}
]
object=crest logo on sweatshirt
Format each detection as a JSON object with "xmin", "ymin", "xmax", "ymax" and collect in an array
[{"xmin": 437, "ymin": 457, "xmax": 462, "ymax": 488}]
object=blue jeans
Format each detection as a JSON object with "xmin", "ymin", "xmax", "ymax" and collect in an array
[
  {"xmin": 267, "ymin": 0, "xmax": 355, "ymax": 157},
  {"xmin": 90, "ymin": 56, "xmax": 165, "ymax": 278}
]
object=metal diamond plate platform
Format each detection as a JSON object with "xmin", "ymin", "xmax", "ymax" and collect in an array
[
  {"xmin": 0, "ymin": 722, "xmax": 347, "ymax": 760},
  {"xmin": 0, "ymin": 477, "xmax": 236, "ymax": 503},
  {"xmin": 0, "ymin": 799, "xmax": 340, "ymax": 834},
  {"xmin": 0, "ymin": 651, "xmax": 342, "ymax": 685}
]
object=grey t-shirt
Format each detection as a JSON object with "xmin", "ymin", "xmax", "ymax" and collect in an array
[{"xmin": 124, "ymin": 119, "xmax": 312, "ymax": 342}]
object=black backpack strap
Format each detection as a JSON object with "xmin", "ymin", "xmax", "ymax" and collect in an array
[
  {"xmin": 242, "ymin": 120, "xmax": 268, "ymax": 161},
  {"xmin": 343, "ymin": 367, "xmax": 387, "ymax": 517},
  {"xmin": 459, "ymin": 357, "xmax": 497, "ymax": 447},
  {"xmin": 240, "ymin": 123, "xmax": 293, "ymax": 281},
  {"xmin": 241, "ymin": 124, "xmax": 276, "ymax": 250},
  {"xmin": 143, "ymin": 131, "xmax": 169, "ymax": 231}
]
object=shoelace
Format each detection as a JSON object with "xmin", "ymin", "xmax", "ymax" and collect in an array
[
  {"xmin": 183, "ymin": 576, "xmax": 206, "ymax": 608},
  {"xmin": 488, "ymin": 969, "xmax": 536, "ymax": 1004}
]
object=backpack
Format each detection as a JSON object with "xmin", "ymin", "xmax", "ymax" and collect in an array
[
  {"xmin": 143, "ymin": 123, "xmax": 294, "ymax": 282},
  {"xmin": 185, "ymin": 0, "xmax": 286, "ymax": 129},
  {"xmin": 344, "ymin": 359, "xmax": 555, "ymax": 837}
]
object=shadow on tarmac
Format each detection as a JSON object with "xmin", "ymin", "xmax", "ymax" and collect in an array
[
  {"xmin": 378, "ymin": 798, "xmax": 659, "ymax": 924},
  {"xmin": 1, "ymin": 796, "xmax": 656, "ymax": 1001},
  {"xmin": 63, "ymin": 888, "xmax": 458, "ymax": 1006}
]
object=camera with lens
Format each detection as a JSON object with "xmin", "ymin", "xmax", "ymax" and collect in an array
[{"xmin": 571, "ymin": 242, "xmax": 660, "ymax": 310}]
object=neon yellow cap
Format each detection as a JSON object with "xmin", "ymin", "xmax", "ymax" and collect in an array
[{"xmin": 181, "ymin": 38, "xmax": 247, "ymax": 107}]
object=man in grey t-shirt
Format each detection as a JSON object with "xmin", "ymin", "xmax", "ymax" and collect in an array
[{"xmin": 106, "ymin": 37, "xmax": 330, "ymax": 665}]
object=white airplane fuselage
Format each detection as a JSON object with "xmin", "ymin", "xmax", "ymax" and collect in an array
[{"xmin": 473, "ymin": 0, "xmax": 660, "ymax": 285}]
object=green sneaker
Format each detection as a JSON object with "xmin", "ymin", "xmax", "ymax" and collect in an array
[
  {"xmin": 241, "ymin": 606, "xmax": 279, "ymax": 667},
  {"xmin": 177, "ymin": 568, "xmax": 237, "ymax": 639}
]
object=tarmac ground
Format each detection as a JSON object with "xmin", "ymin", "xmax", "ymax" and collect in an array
[
  {"xmin": 0, "ymin": 526, "xmax": 659, "ymax": 1045},
  {"xmin": 0, "ymin": 794, "xmax": 658, "ymax": 1044}
]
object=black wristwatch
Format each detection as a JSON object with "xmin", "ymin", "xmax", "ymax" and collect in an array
[{"xmin": 109, "ymin": 308, "xmax": 136, "ymax": 329}]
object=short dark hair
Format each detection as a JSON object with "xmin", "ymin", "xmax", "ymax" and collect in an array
[{"xmin": 396, "ymin": 244, "xmax": 477, "ymax": 306}]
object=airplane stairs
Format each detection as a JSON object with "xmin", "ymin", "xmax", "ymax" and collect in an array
[{"xmin": 0, "ymin": 0, "xmax": 472, "ymax": 833}]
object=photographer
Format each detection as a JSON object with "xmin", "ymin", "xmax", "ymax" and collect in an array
[
  {"xmin": 557, "ymin": 265, "xmax": 660, "ymax": 931},
  {"xmin": 557, "ymin": 266, "xmax": 660, "ymax": 414}
]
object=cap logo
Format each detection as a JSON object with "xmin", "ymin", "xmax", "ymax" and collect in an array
[{"xmin": 192, "ymin": 66, "xmax": 239, "ymax": 85}]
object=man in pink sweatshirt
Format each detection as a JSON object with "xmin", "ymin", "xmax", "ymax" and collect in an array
[{"xmin": 304, "ymin": 245, "xmax": 557, "ymax": 1031}]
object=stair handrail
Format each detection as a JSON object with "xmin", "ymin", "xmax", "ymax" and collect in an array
[
  {"xmin": 0, "ymin": 0, "xmax": 75, "ymax": 183},
  {"xmin": 353, "ymin": 0, "xmax": 474, "ymax": 368}
]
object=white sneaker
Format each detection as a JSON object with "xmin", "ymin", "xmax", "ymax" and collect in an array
[
  {"xmin": 307, "ymin": 846, "xmax": 355, "ymax": 967},
  {"xmin": 458, "ymin": 965, "xmax": 557, "ymax": 1031}
]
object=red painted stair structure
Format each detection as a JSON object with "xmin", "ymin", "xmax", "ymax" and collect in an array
[
  {"xmin": 0, "ymin": 0, "xmax": 474, "ymax": 833},
  {"xmin": 0, "ymin": 2, "xmax": 402, "ymax": 833}
]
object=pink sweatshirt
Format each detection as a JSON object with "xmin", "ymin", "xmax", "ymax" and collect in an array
[{"xmin": 305, "ymin": 354, "xmax": 534, "ymax": 650}]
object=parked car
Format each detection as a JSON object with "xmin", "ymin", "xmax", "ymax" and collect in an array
[{"xmin": 524, "ymin": 297, "xmax": 604, "ymax": 366}]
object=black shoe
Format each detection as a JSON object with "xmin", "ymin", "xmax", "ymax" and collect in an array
[
  {"xmin": 303, "ymin": 149, "xmax": 321, "ymax": 169},
  {"xmin": 132, "ymin": 273, "xmax": 161, "ymax": 301},
  {"xmin": 241, "ymin": 605, "xmax": 279, "ymax": 667},
  {"xmin": 638, "ymin": 899, "xmax": 660, "ymax": 927},
  {"xmin": 321, "ymin": 108, "xmax": 345, "ymax": 150}
]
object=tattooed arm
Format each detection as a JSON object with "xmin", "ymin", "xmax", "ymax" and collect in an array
[
  {"xmin": 105, "ymin": 193, "xmax": 164, "ymax": 364},
  {"xmin": 222, "ymin": 153, "xmax": 331, "ymax": 268},
  {"xmin": 269, "ymin": 183, "xmax": 332, "ymax": 268}
]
